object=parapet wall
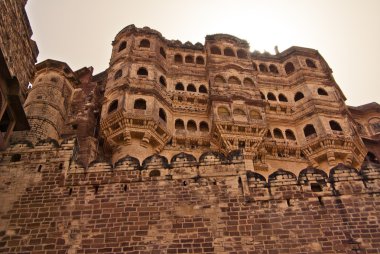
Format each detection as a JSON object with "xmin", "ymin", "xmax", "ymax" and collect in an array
[{"xmin": 0, "ymin": 141, "xmax": 379, "ymax": 253}]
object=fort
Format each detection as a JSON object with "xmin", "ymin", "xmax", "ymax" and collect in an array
[{"xmin": 0, "ymin": 2, "xmax": 380, "ymax": 253}]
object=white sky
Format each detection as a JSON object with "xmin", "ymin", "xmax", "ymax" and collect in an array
[{"xmin": 26, "ymin": 0, "xmax": 380, "ymax": 106}]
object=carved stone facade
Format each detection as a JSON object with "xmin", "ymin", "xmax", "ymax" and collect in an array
[
  {"xmin": 1, "ymin": 24, "xmax": 380, "ymax": 253},
  {"xmin": 0, "ymin": 0, "xmax": 38, "ymax": 149}
]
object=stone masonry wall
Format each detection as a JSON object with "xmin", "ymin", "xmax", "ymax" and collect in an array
[{"xmin": 0, "ymin": 143, "xmax": 380, "ymax": 254}]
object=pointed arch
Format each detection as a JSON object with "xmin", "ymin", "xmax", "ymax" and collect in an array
[
  {"xmin": 273, "ymin": 128, "xmax": 284, "ymax": 139},
  {"xmin": 160, "ymin": 47, "xmax": 166, "ymax": 58},
  {"xmin": 114, "ymin": 69, "xmax": 122, "ymax": 80},
  {"xmin": 196, "ymin": 56, "xmax": 205, "ymax": 64},
  {"xmin": 285, "ymin": 62, "xmax": 295, "ymax": 74},
  {"xmin": 187, "ymin": 120, "xmax": 197, "ymax": 132},
  {"xmin": 210, "ymin": 46, "xmax": 221, "ymax": 55},
  {"xmin": 174, "ymin": 54, "xmax": 183, "ymax": 63},
  {"xmin": 269, "ymin": 64, "xmax": 279, "ymax": 74},
  {"xmin": 134, "ymin": 99, "xmax": 146, "ymax": 110},
  {"xmin": 108, "ymin": 100, "xmax": 118, "ymax": 113},
  {"xmin": 318, "ymin": 88, "xmax": 328, "ymax": 96},
  {"xmin": 285, "ymin": 129, "xmax": 296, "ymax": 140},
  {"xmin": 278, "ymin": 94, "xmax": 288, "ymax": 102},
  {"xmin": 306, "ymin": 59, "xmax": 317, "ymax": 68},
  {"xmin": 304, "ymin": 124, "xmax": 317, "ymax": 137},
  {"xmin": 224, "ymin": 47, "xmax": 235, "ymax": 57},
  {"xmin": 118, "ymin": 41, "xmax": 127, "ymax": 52},
  {"xmin": 294, "ymin": 92, "xmax": 304, "ymax": 102},
  {"xmin": 228, "ymin": 76, "xmax": 241, "ymax": 85},
  {"xmin": 175, "ymin": 82, "xmax": 184, "ymax": 91},
  {"xmin": 267, "ymin": 92, "xmax": 276, "ymax": 101},
  {"xmin": 329, "ymin": 120, "xmax": 343, "ymax": 131},
  {"xmin": 214, "ymin": 75, "xmax": 226, "ymax": 84},
  {"xmin": 259, "ymin": 64, "xmax": 268, "ymax": 72},
  {"xmin": 159, "ymin": 76, "xmax": 167, "ymax": 87},
  {"xmin": 139, "ymin": 39, "xmax": 150, "ymax": 48},
  {"xmin": 159, "ymin": 108, "xmax": 166, "ymax": 122},
  {"xmin": 187, "ymin": 84, "xmax": 196, "ymax": 92},
  {"xmin": 199, "ymin": 121, "xmax": 209, "ymax": 132},
  {"xmin": 137, "ymin": 67, "xmax": 148, "ymax": 76},
  {"xmin": 185, "ymin": 55, "xmax": 194, "ymax": 63},
  {"xmin": 175, "ymin": 119, "xmax": 185, "ymax": 129},
  {"xmin": 250, "ymin": 110, "xmax": 261, "ymax": 120},
  {"xmin": 243, "ymin": 78, "xmax": 254, "ymax": 86},
  {"xmin": 199, "ymin": 85, "xmax": 208, "ymax": 93},
  {"xmin": 252, "ymin": 62, "xmax": 258, "ymax": 71},
  {"xmin": 218, "ymin": 106, "xmax": 230, "ymax": 117},
  {"xmin": 237, "ymin": 49, "xmax": 248, "ymax": 59}
]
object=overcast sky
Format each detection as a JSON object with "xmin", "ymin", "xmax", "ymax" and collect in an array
[{"xmin": 26, "ymin": 0, "xmax": 380, "ymax": 106}]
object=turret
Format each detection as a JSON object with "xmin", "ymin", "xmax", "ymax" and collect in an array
[{"xmin": 20, "ymin": 60, "xmax": 75, "ymax": 143}]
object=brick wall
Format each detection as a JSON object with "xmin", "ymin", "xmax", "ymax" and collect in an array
[{"xmin": 0, "ymin": 143, "xmax": 379, "ymax": 253}]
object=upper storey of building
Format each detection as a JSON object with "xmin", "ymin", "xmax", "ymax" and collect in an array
[
  {"xmin": 107, "ymin": 25, "xmax": 346, "ymax": 100},
  {"xmin": 13, "ymin": 24, "xmax": 378, "ymax": 175},
  {"xmin": 96, "ymin": 25, "xmax": 369, "ymax": 172}
]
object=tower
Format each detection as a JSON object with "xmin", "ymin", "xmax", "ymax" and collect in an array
[{"xmin": 21, "ymin": 60, "xmax": 74, "ymax": 143}]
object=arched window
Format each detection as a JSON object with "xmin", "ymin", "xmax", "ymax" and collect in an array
[
  {"xmin": 134, "ymin": 99, "xmax": 146, "ymax": 110},
  {"xmin": 306, "ymin": 59, "xmax": 317, "ymax": 68},
  {"xmin": 233, "ymin": 108, "xmax": 245, "ymax": 116},
  {"xmin": 304, "ymin": 124, "xmax": 317, "ymax": 137},
  {"xmin": 211, "ymin": 46, "xmax": 222, "ymax": 55},
  {"xmin": 285, "ymin": 129, "xmax": 296, "ymax": 140},
  {"xmin": 159, "ymin": 76, "xmax": 167, "ymax": 87},
  {"xmin": 200, "ymin": 121, "xmax": 209, "ymax": 132},
  {"xmin": 218, "ymin": 107, "xmax": 230, "ymax": 117},
  {"xmin": 187, "ymin": 84, "xmax": 196, "ymax": 92},
  {"xmin": 228, "ymin": 76, "xmax": 241, "ymax": 85},
  {"xmin": 224, "ymin": 47, "xmax": 235, "ymax": 57},
  {"xmin": 260, "ymin": 92, "xmax": 265, "ymax": 100},
  {"xmin": 187, "ymin": 120, "xmax": 197, "ymax": 132},
  {"xmin": 329, "ymin": 120, "xmax": 343, "ymax": 131},
  {"xmin": 175, "ymin": 82, "xmax": 184, "ymax": 91},
  {"xmin": 137, "ymin": 67, "xmax": 148, "ymax": 76},
  {"xmin": 237, "ymin": 49, "xmax": 248, "ymax": 59},
  {"xmin": 278, "ymin": 94, "xmax": 288, "ymax": 102},
  {"xmin": 267, "ymin": 131, "xmax": 273, "ymax": 138},
  {"xmin": 273, "ymin": 128, "xmax": 284, "ymax": 139},
  {"xmin": 159, "ymin": 108, "xmax": 166, "ymax": 122},
  {"xmin": 114, "ymin": 69, "xmax": 122, "ymax": 80},
  {"xmin": 118, "ymin": 41, "xmax": 127, "ymax": 52},
  {"xmin": 199, "ymin": 85, "xmax": 208, "ymax": 93},
  {"xmin": 269, "ymin": 64, "xmax": 279, "ymax": 74},
  {"xmin": 139, "ymin": 39, "xmax": 150, "ymax": 48},
  {"xmin": 174, "ymin": 54, "xmax": 183, "ymax": 63},
  {"xmin": 215, "ymin": 75, "xmax": 226, "ymax": 84},
  {"xmin": 175, "ymin": 119, "xmax": 185, "ymax": 130},
  {"xmin": 196, "ymin": 56, "xmax": 205, "ymax": 65},
  {"xmin": 11, "ymin": 154, "xmax": 21, "ymax": 162},
  {"xmin": 285, "ymin": 62, "xmax": 295, "ymax": 74},
  {"xmin": 294, "ymin": 92, "xmax": 304, "ymax": 102},
  {"xmin": 185, "ymin": 55, "xmax": 194, "ymax": 63},
  {"xmin": 149, "ymin": 170, "xmax": 161, "ymax": 177},
  {"xmin": 252, "ymin": 62, "xmax": 258, "ymax": 71},
  {"xmin": 317, "ymin": 88, "xmax": 328, "ymax": 96},
  {"xmin": 250, "ymin": 110, "xmax": 261, "ymax": 119},
  {"xmin": 259, "ymin": 64, "xmax": 268, "ymax": 72},
  {"xmin": 267, "ymin": 92, "xmax": 276, "ymax": 101},
  {"xmin": 160, "ymin": 47, "xmax": 166, "ymax": 58},
  {"xmin": 243, "ymin": 78, "xmax": 254, "ymax": 86},
  {"xmin": 108, "ymin": 100, "xmax": 118, "ymax": 113}
]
